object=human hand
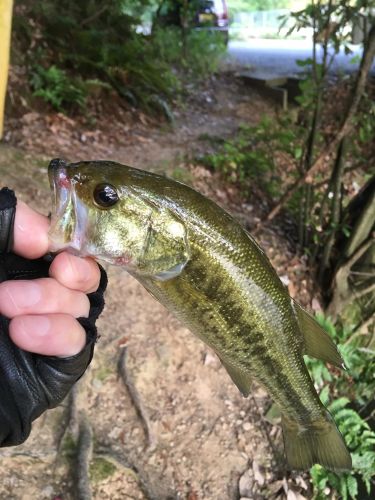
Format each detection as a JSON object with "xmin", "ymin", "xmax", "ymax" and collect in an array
[
  {"xmin": 0, "ymin": 188, "xmax": 107, "ymax": 447},
  {"xmin": 0, "ymin": 200, "xmax": 101, "ymax": 357}
]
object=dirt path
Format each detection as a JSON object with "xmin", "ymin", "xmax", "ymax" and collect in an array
[{"xmin": 0, "ymin": 74, "xmax": 312, "ymax": 500}]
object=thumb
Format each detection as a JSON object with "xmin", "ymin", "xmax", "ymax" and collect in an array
[{"xmin": 13, "ymin": 201, "xmax": 50, "ymax": 259}]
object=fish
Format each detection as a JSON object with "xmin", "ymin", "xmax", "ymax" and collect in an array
[{"xmin": 48, "ymin": 158, "xmax": 352, "ymax": 472}]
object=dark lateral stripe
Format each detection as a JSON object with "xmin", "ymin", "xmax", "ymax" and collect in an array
[{"xmin": 154, "ymin": 249, "xmax": 314, "ymax": 422}]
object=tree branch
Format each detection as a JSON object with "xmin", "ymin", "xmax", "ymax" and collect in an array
[
  {"xmin": 80, "ymin": 4, "xmax": 108, "ymax": 27},
  {"xmin": 340, "ymin": 236, "xmax": 374, "ymax": 274},
  {"xmin": 313, "ymin": 161, "xmax": 373, "ymax": 189},
  {"xmin": 353, "ymin": 282, "xmax": 375, "ymax": 301},
  {"xmin": 254, "ymin": 22, "xmax": 375, "ymax": 233},
  {"xmin": 344, "ymin": 314, "xmax": 374, "ymax": 345}
]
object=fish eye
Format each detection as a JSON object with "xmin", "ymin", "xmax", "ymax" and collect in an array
[{"xmin": 93, "ymin": 183, "xmax": 119, "ymax": 208}]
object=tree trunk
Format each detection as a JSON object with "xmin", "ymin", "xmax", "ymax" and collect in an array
[
  {"xmin": 327, "ymin": 177, "xmax": 375, "ymax": 318},
  {"xmin": 318, "ymin": 137, "xmax": 348, "ymax": 286}
]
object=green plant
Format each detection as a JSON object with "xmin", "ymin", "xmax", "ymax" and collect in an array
[
  {"xmin": 202, "ymin": 115, "xmax": 304, "ymax": 201},
  {"xmin": 310, "ymin": 398, "xmax": 375, "ymax": 499},
  {"xmin": 31, "ymin": 64, "xmax": 87, "ymax": 111},
  {"xmin": 152, "ymin": 26, "xmax": 226, "ymax": 79},
  {"xmin": 305, "ymin": 315, "xmax": 375, "ymax": 499},
  {"xmin": 16, "ymin": 0, "xmax": 226, "ymax": 116},
  {"xmin": 16, "ymin": 0, "xmax": 180, "ymax": 115}
]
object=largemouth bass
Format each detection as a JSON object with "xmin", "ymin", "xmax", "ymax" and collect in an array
[{"xmin": 48, "ymin": 158, "xmax": 351, "ymax": 472}]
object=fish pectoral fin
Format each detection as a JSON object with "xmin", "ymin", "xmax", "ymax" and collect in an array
[
  {"xmin": 218, "ymin": 357, "xmax": 252, "ymax": 397},
  {"xmin": 281, "ymin": 412, "xmax": 352, "ymax": 472},
  {"xmin": 293, "ymin": 301, "xmax": 344, "ymax": 368}
]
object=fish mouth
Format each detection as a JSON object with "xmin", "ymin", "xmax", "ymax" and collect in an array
[{"xmin": 48, "ymin": 158, "xmax": 87, "ymax": 254}]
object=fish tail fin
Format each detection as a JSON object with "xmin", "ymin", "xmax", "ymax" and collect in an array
[{"xmin": 281, "ymin": 411, "xmax": 352, "ymax": 472}]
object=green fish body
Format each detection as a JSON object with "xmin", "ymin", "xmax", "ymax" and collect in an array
[{"xmin": 48, "ymin": 159, "xmax": 351, "ymax": 472}]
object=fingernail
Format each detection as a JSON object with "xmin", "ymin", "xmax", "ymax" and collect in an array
[
  {"xmin": 6, "ymin": 282, "xmax": 42, "ymax": 310},
  {"xmin": 68, "ymin": 254, "xmax": 92, "ymax": 282},
  {"xmin": 19, "ymin": 316, "xmax": 51, "ymax": 337}
]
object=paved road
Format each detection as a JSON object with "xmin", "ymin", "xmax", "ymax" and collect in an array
[{"xmin": 228, "ymin": 38, "xmax": 373, "ymax": 78}]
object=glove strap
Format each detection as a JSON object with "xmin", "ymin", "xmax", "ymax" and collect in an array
[{"xmin": 0, "ymin": 188, "xmax": 17, "ymax": 254}]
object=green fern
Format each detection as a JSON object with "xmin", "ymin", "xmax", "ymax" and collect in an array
[
  {"xmin": 31, "ymin": 64, "xmax": 87, "ymax": 111},
  {"xmin": 309, "ymin": 316, "xmax": 375, "ymax": 499}
]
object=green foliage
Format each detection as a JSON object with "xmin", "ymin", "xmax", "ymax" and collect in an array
[
  {"xmin": 285, "ymin": 0, "xmax": 374, "ymax": 54},
  {"xmin": 31, "ymin": 65, "xmax": 87, "ymax": 111},
  {"xmin": 152, "ymin": 27, "xmax": 226, "ymax": 78},
  {"xmin": 15, "ymin": 0, "xmax": 225, "ymax": 115},
  {"xmin": 30, "ymin": 0, "xmax": 178, "ymax": 110},
  {"xmin": 306, "ymin": 315, "xmax": 375, "ymax": 499},
  {"xmin": 202, "ymin": 114, "xmax": 304, "ymax": 202}
]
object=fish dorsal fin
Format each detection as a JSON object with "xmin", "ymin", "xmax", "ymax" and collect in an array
[
  {"xmin": 218, "ymin": 356, "xmax": 252, "ymax": 397},
  {"xmin": 293, "ymin": 300, "xmax": 344, "ymax": 368}
]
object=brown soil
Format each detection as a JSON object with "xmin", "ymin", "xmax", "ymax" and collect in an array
[{"xmin": 0, "ymin": 74, "xmax": 314, "ymax": 500}]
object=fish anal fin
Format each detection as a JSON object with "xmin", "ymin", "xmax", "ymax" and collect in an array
[
  {"xmin": 293, "ymin": 301, "xmax": 344, "ymax": 368},
  {"xmin": 281, "ymin": 412, "xmax": 352, "ymax": 472},
  {"xmin": 219, "ymin": 357, "xmax": 252, "ymax": 397}
]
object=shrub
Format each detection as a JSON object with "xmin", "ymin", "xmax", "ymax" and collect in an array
[{"xmin": 15, "ymin": 0, "xmax": 226, "ymax": 115}]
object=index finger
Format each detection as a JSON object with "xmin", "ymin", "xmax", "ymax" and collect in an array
[{"xmin": 13, "ymin": 201, "xmax": 50, "ymax": 259}]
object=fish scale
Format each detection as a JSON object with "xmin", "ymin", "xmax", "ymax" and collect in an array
[
  {"xmin": 140, "ymin": 235, "xmax": 317, "ymax": 423},
  {"xmin": 48, "ymin": 159, "xmax": 352, "ymax": 472}
]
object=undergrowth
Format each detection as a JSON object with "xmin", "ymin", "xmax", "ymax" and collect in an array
[
  {"xmin": 152, "ymin": 27, "xmax": 226, "ymax": 78},
  {"xmin": 306, "ymin": 314, "xmax": 375, "ymax": 499},
  {"xmin": 202, "ymin": 115, "xmax": 305, "ymax": 202},
  {"xmin": 14, "ymin": 0, "xmax": 225, "ymax": 116},
  {"xmin": 202, "ymin": 93, "xmax": 374, "ymax": 238}
]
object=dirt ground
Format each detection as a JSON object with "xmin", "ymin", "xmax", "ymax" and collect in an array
[{"xmin": 0, "ymin": 74, "xmax": 315, "ymax": 499}]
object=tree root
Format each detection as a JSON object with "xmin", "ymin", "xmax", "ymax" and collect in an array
[
  {"xmin": 55, "ymin": 382, "xmax": 80, "ymax": 455},
  {"xmin": 249, "ymin": 392, "xmax": 283, "ymax": 470},
  {"xmin": 76, "ymin": 411, "xmax": 93, "ymax": 500},
  {"xmin": 95, "ymin": 445, "xmax": 176, "ymax": 500},
  {"xmin": 117, "ymin": 346, "xmax": 157, "ymax": 450},
  {"xmin": 0, "ymin": 450, "xmax": 56, "ymax": 461}
]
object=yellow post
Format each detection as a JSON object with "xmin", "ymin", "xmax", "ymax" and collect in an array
[{"xmin": 0, "ymin": 0, "xmax": 14, "ymax": 139}]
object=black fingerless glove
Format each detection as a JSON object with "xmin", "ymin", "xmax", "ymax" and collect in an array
[{"xmin": 0, "ymin": 187, "xmax": 107, "ymax": 447}]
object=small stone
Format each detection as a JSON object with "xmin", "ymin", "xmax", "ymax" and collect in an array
[
  {"xmin": 41, "ymin": 486, "xmax": 54, "ymax": 498},
  {"xmin": 108, "ymin": 427, "xmax": 122, "ymax": 440},
  {"xmin": 239, "ymin": 470, "xmax": 253, "ymax": 497},
  {"xmin": 280, "ymin": 275, "xmax": 290, "ymax": 286},
  {"xmin": 204, "ymin": 352, "xmax": 217, "ymax": 366},
  {"xmin": 242, "ymin": 422, "xmax": 252, "ymax": 431},
  {"xmin": 91, "ymin": 378, "xmax": 102, "ymax": 390}
]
